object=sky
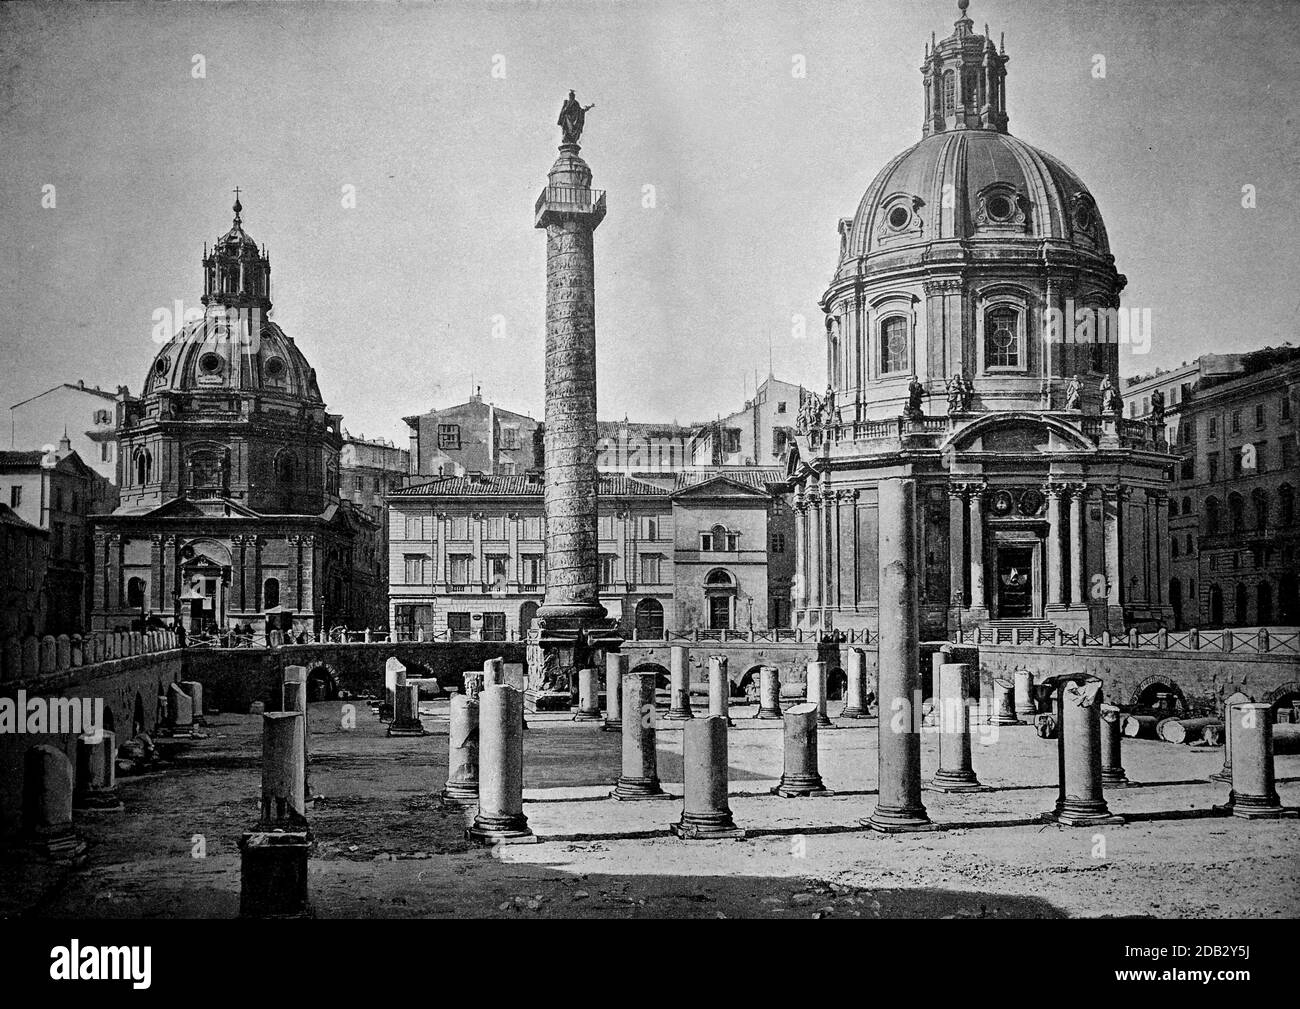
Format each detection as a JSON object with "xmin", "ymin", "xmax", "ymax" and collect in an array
[{"xmin": 1, "ymin": 0, "xmax": 1297, "ymax": 445}]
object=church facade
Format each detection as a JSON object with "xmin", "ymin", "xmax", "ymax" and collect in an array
[
  {"xmin": 790, "ymin": 3, "xmax": 1175, "ymax": 638},
  {"xmin": 91, "ymin": 199, "xmax": 379, "ymax": 636}
]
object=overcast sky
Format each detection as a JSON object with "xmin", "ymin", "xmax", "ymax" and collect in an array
[{"xmin": 2, "ymin": 0, "xmax": 1296, "ymax": 444}]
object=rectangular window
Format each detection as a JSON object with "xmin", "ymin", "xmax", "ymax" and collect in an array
[
  {"xmin": 984, "ymin": 307, "xmax": 1020, "ymax": 369},
  {"xmin": 1180, "ymin": 457, "xmax": 1194, "ymax": 481},
  {"xmin": 1255, "ymin": 404, "xmax": 1265, "ymax": 429},
  {"xmin": 1208, "ymin": 417, "xmax": 1218, "ymax": 439},
  {"xmin": 1207, "ymin": 453, "xmax": 1219, "ymax": 482},
  {"xmin": 498, "ymin": 461, "xmax": 516, "ymax": 475},
  {"xmin": 1232, "ymin": 452, "xmax": 1243, "ymax": 478},
  {"xmin": 771, "ymin": 532, "xmax": 786, "ymax": 553},
  {"xmin": 9, "ymin": 486, "xmax": 20, "ymax": 508},
  {"xmin": 599, "ymin": 554, "xmax": 618, "ymax": 586},
  {"xmin": 521, "ymin": 516, "xmax": 543, "ymax": 541},
  {"xmin": 485, "ymin": 554, "xmax": 509, "ymax": 583},
  {"xmin": 639, "ymin": 554, "xmax": 661, "ymax": 584},
  {"xmin": 723, "ymin": 428, "xmax": 741, "ymax": 454},
  {"xmin": 449, "ymin": 554, "xmax": 473, "ymax": 586},
  {"xmin": 403, "ymin": 554, "xmax": 428, "ymax": 584},
  {"xmin": 450, "ymin": 515, "xmax": 470, "ymax": 540},
  {"xmin": 100, "ymin": 442, "xmax": 110, "ymax": 462},
  {"xmin": 597, "ymin": 515, "xmax": 615, "ymax": 540},
  {"xmin": 499, "ymin": 427, "xmax": 520, "ymax": 450},
  {"xmin": 639, "ymin": 516, "xmax": 659, "ymax": 541},
  {"xmin": 699, "ymin": 532, "xmax": 713, "ymax": 551},
  {"xmin": 404, "ymin": 514, "xmax": 424, "ymax": 540},
  {"xmin": 1231, "ymin": 410, "xmax": 1241, "ymax": 433},
  {"xmin": 485, "ymin": 515, "xmax": 506, "ymax": 541},
  {"xmin": 520, "ymin": 554, "xmax": 544, "ymax": 587},
  {"xmin": 481, "ymin": 612, "xmax": 506, "ymax": 641},
  {"xmin": 879, "ymin": 316, "xmax": 909, "ymax": 375},
  {"xmin": 1282, "ymin": 396, "xmax": 1293, "ymax": 421},
  {"xmin": 1281, "ymin": 438, "xmax": 1297, "ymax": 469},
  {"xmin": 447, "ymin": 612, "xmax": 471, "ymax": 640},
  {"xmin": 1254, "ymin": 443, "xmax": 1267, "ymax": 473},
  {"xmin": 437, "ymin": 424, "xmax": 461, "ymax": 450},
  {"xmin": 726, "ymin": 532, "xmax": 740, "ymax": 551},
  {"xmin": 776, "ymin": 401, "xmax": 787, "ymax": 414}
]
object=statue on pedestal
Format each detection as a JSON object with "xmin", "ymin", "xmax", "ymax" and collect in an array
[
  {"xmin": 1150, "ymin": 387, "xmax": 1165, "ymax": 426},
  {"xmin": 945, "ymin": 371, "xmax": 973, "ymax": 415},
  {"xmin": 1065, "ymin": 374, "xmax": 1083, "ymax": 411},
  {"xmin": 1100, "ymin": 374, "xmax": 1121, "ymax": 416},
  {"xmin": 904, "ymin": 374, "xmax": 927, "ymax": 421}
]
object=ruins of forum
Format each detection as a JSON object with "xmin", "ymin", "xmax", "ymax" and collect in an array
[{"xmin": 1042, "ymin": 301, "xmax": 1152, "ymax": 354}]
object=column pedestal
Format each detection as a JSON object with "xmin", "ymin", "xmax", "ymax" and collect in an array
[{"xmin": 840, "ymin": 646, "xmax": 870, "ymax": 718}]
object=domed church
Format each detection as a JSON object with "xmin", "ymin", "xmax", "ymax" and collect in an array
[
  {"xmin": 790, "ymin": 2, "xmax": 1175, "ymax": 637},
  {"xmin": 91, "ymin": 198, "xmax": 380, "ymax": 636}
]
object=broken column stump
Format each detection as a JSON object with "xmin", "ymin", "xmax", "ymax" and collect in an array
[
  {"xmin": 1043, "ymin": 674, "xmax": 1123, "ymax": 827},
  {"xmin": 670, "ymin": 715, "xmax": 743, "ymax": 839},
  {"xmin": 467, "ymin": 684, "xmax": 534, "ymax": 844},
  {"xmin": 612, "ymin": 670, "xmax": 670, "ymax": 800},
  {"xmin": 773, "ymin": 703, "xmax": 832, "ymax": 797}
]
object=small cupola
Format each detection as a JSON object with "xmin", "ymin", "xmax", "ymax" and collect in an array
[
  {"xmin": 921, "ymin": 0, "xmax": 1009, "ymax": 136},
  {"xmin": 201, "ymin": 189, "xmax": 272, "ymax": 313}
]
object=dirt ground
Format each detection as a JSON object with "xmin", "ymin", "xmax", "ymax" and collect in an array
[{"xmin": 5, "ymin": 697, "xmax": 1298, "ymax": 919}]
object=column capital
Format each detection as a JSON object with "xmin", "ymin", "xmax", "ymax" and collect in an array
[{"xmin": 1043, "ymin": 482, "xmax": 1068, "ymax": 500}]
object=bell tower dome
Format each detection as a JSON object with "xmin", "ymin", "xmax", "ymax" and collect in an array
[{"xmin": 922, "ymin": 0, "xmax": 1009, "ymax": 136}]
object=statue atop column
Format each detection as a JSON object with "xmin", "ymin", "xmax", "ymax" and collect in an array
[{"xmin": 558, "ymin": 90, "xmax": 595, "ymax": 145}]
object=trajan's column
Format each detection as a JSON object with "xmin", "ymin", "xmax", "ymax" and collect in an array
[{"xmin": 528, "ymin": 92, "xmax": 622, "ymax": 704}]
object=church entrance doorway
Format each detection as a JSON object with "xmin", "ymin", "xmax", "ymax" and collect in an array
[{"xmin": 995, "ymin": 546, "xmax": 1034, "ymax": 618}]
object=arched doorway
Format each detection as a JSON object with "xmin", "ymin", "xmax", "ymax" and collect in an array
[
  {"xmin": 704, "ymin": 569, "xmax": 736, "ymax": 631},
  {"xmin": 1169, "ymin": 578, "xmax": 1183, "ymax": 630},
  {"xmin": 634, "ymin": 598, "xmax": 664, "ymax": 639},
  {"xmin": 307, "ymin": 666, "xmax": 335, "ymax": 701},
  {"xmin": 1234, "ymin": 583, "xmax": 1248, "ymax": 626},
  {"xmin": 1280, "ymin": 573, "xmax": 1299, "ymax": 624},
  {"xmin": 519, "ymin": 601, "xmax": 539, "ymax": 638},
  {"xmin": 1208, "ymin": 585, "xmax": 1223, "ymax": 626}
]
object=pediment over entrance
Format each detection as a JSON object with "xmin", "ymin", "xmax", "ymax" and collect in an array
[{"xmin": 942, "ymin": 413, "xmax": 1094, "ymax": 454}]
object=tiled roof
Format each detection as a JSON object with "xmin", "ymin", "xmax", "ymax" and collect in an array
[
  {"xmin": 392, "ymin": 473, "xmax": 669, "ymax": 497},
  {"xmin": 0, "ymin": 450, "xmax": 48, "ymax": 468},
  {"xmin": 672, "ymin": 468, "xmax": 787, "ymax": 491}
]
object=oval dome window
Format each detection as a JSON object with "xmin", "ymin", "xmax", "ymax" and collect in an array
[
  {"xmin": 888, "ymin": 206, "xmax": 910, "ymax": 229},
  {"xmin": 199, "ymin": 352, "xmax": 223, "ymax": 374},
  {"xmin": 986, "ymin": 195, "xmax": 1013, "ymax": 221},
  {"xmin": 264, "ymin": 357, "xmax": 286, "ymax": 379},
  {"xmin": 154, "ymin": 357, "xmax": 170, "ymax": 376},
  {"xmin": 1074, "ymin": 206, "xmax": 1094, "ymax": 231}
]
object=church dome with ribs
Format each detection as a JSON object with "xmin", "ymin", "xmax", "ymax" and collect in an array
[{"xmin": 840, "ymin": 129, "xmax": 1112, "ymax": 264}]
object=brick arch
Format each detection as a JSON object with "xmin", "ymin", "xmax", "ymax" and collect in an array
[
  {"xmin": 1264, "ymin": 680, "xmax": 1300, "ymax": 715},
  {"xmin": 827, "ymin": 666, "xmax": 848, "ymax": 700},
  {"xmin": 630, "ymin": 661, "xmax": 670, "ymax": 691},
  {"xmin": 1130, "ymin": 674, "xmax": 1186, "ymax": 714},
  {"xmin": 306, "ymin": 663, "xmax": 339, "ymax": 701}
]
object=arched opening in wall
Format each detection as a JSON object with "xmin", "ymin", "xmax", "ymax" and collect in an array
[
  {"xmin": 631, "ymin": 662, "xmax": 671, "ymax": 698},
  {"xmin": 263, "ymin": 577, "xmax": 280, "ymax": 611},
  {"xmin": 132, "ymin": 693, "xmax": 145, "ymax": 735},
  {"xmin": 519, "ymin": 601, "xmax": 539, "ymax": 639},
  {"xmin": 126, "ymin": 577, "xmax": 146, "ymax": 610},
  {"xmin": 307, "ymin": 666, "xmax": 336, "ymax": 702},
  {"xmin": 1257, "ymin": 582, "xmax": 1274, "ymax": 626},
  {"xmin": 1266, "ymin": 683, "xmax": 1300, "ymax": 722},
  {"xmin": 1280, "ymin": 573, "xmax": 1299, "ymax": 625},
  {"xmin": 1234, "ymin": 583, "xmax": 1249, "ymax": 626},
  {"xmin": 738, "ymin": 664, "xmax": 764, "ymax": 701},
  {"xmin": 704, "ymin": 569, "xmax": 736, "ymax": 632},
  {"xmin": 134, "ymin": 449, "xmax": 152, "ymax": 487},
  {"xmin": 827, "ymin": 667, "xmax": 847, "ymax": 701},
  {"xmin": 1169, "ymin": 578, "xmax": 1183, "ymax": 630},
  {"xmin": 1228, "ymin": 493, "xmax": 1244, "ymax": 535},
  {"xmin": 1133, "ymin": 678, "xmax": 1186, "ymax": 717},
  {"xmin": 634, "ymin": 598, "xmax": 664, "ymax": 639},
  {"xmin": 1208, "ymin": 584, "xmax": 1224, "ymax": 626},
  {"xmin": 1181, "ymin": 496, "xmax": 1192, "ymax": 515},
  {"xmin": 1280, "ymin": 484, "xmax": 1295, "ymax": 526}
]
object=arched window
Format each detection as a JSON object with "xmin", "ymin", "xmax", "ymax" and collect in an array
[
  {"xmin": 1252, "ymin": 489, "xmax": 1269, "ymax": 531},
  {"xmin": 1280, "ymin": 484, "xmax": 1295, "ymax": 525},
  {"xmin": 263, "ymin": 577, "xmax": 280, "ymax": 610},
  {"xmin": 1228, "ymin": 493, "xmax": 1244, "ymax": 534},
  {"xmin": 879, "ymin": 316, "xmax": 909, "ymax": 375},
  {"xmin": 189, "ymin": 450, "xmax": 220, "ymax": 490},
  {"xmin": 126, "ymin": 577, "xmax": 146, "ymax": 609},
  {"xmin": 1181, "ymin": 496, "xmax": 1192, "ymax": 515},
  {"xmin": 1167, "ymin": 499, "xmax": 1177, "ymax": 519},
  {"xmin": 985, "ymin": 306, "xmax": 1021, "ymax": 369},
  {"xmin": 634, "ymin": 598, "xmax": 664, "ymax": 639},
  {"xmin": 134, "ymin": 449, "xmax": 152, "ymax": 486},
  {"xmin": 1208, "ymin": 584, "xmax": 1223, "ymax": 625},
  {"xmin": 1234, "ymin": 583, "xmax": 1248, "ymax": 625},
  {"xmin": 1205, "ymin": 496, "xmax": 1220, "ymax": 535},
  {"xmin": 941, "ymin": 70, "xmax": 955, "ymax": 116},
  {"xmin": 1185, "ymin": 534, "xmax": 1193, "ymax": 555},
  {"xmin": 1171, "ymin": 538, "xmax": 1179, "ymax": 559},
  {"xmin": 705, "ymin": 569, "xmax": 735, "ymax": 587}
]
